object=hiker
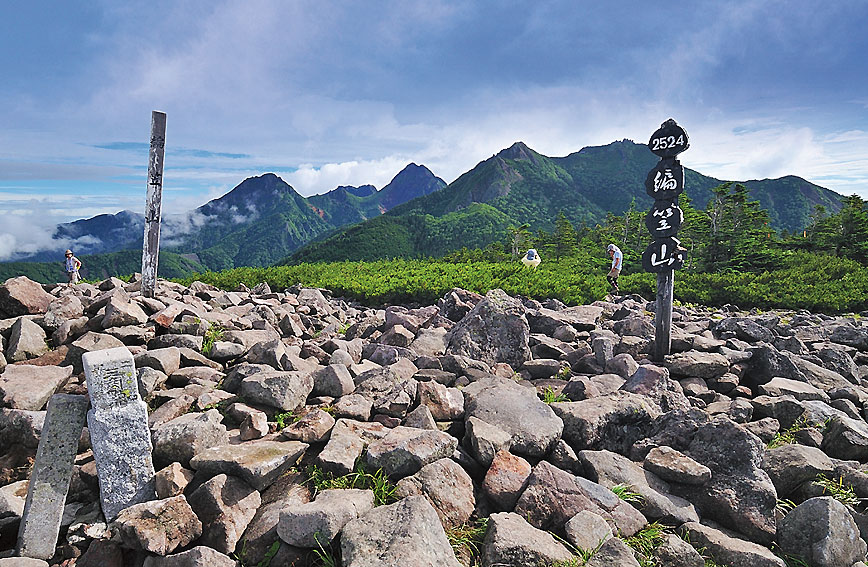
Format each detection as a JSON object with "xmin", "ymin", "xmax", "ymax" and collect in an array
[
  {"xmin": 521, "ymin": 248, "xmax": 541, "ymax": 268},
  {"xmin": 606, "ymin": 243, "xmax": 622, "ymax": 293},
  {"xmin": 64, "ymin": 249, "xmax": 82, "ymax": 285}
]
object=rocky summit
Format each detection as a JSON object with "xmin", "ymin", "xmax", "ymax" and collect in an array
[{"xmin": 1, "ymin": 275, "xmax": 868, "ymax": 567}]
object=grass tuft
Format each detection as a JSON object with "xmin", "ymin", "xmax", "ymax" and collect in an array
[
  {"xmin": 542, "ymin": 386, "xmax": 569, "ymax": 404},
  {"xmin": 306, "ymin": 461, "xmax": 398, "ymax": 506}
]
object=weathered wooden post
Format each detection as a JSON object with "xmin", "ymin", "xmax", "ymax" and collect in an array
[
  {"xmin": 141, "ymin": 110, "xmax": 166, "ymax": 298},
  {"xmin": 642, "ymin": 119, "xmax": 689, "ymax": 362}
]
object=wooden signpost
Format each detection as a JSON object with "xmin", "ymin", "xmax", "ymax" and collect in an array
[
  {"xmin": 141, "ymin": 111, "xmax": 167, "ymax": 298},
  {"xmin": 643, "ymin": 119, "xmax": 689, "ymax": 362}
]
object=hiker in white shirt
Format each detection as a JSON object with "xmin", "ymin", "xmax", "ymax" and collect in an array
[{"xmin": 606, "ymin": 244, "xmax": 622, "ymax": 293}]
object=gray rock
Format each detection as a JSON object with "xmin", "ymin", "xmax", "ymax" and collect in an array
[
  {"xmin": 674, "ymin": 416, "xmax": 777, "ymax": 543},
  {"xmin": 579, "ymin": 449, "xmax": 699, "ymax": 524},
  {"xmin": 416, "ymin": 380, "xmax": 464, "ymax": 420},
  {"xmin": 762, "ymin": 444, "xmax": 835, "ymax": 497},
  {"xmin": 312, "ymin": 364, "xmax": 355, "ymax": 397},
  {"xmin": 0, "ymin": 276, "xmax": 54, "ymax": 319},
  {"xmin": 332, "ymin": 393, "xmax": 373, "ymax": 421},
  {"xmin": 0, "ymin": 559, "xmax": 49, "ymax": 566},
  {"xmin": 152, "ymin": 409, "xmax": 229, "ymax": 467},
  {"xmin": 822, "ymin": 415, "xmax": 868, "ymax": 461},
  {"xmin": 446, "ymin": 289, "xmax": 532, "ymax": 368},
  {"xmin": 482, "ymin": 449, "xmax": 532, "ymax": 512},
  {"xmin": 371, "ymin": 379, "xmax": 417, "ymax": 418},
  {"xmin": 759, "ymin": 376, "xmax": 829, "ymax": 401},
  {"xmin": 188, "ymin": 473, "xmax": 260, "ymax": 554},
  {"xmin": 189, "ymin": 439, "xmax": 307, "ymax": 491},
  {"xmin": 112, "ymin": 495, "xmax": 202, "ymax": 556},
  {"xmin": 606, "ymin": 353, "xmax": 639, "ymax": 379},
  {"xmin": 584, "ymin": 537, "xmax": 642, "ymax": 567},
  {"xmin": 551, "ymin": 392, "xmax": 660, "ymax": 454},
  {"xmin": 621, "ymin": 364, "xmax": 690, "ymax": 412},
  {"xmin": 526, "ymin": 304, "xmax": 602, "ymax": 334},
  {"xmin": 522, "ymin": 359, "xmax": 563, "ymax": 378},
  {"xmin": 714, "ymin": 317, "xmax": 775, "ymax": 343},
  {"xmin": 0, "ymin": 364, "xmax": 73, "ymax": 411},
  {"xmin": 154, "ymin": 462, "xmax": 194, "ymax": 499},
  {"xmin": 463, "ymin": 376, "xmax": 563, "ymax": 458},
  {"xmin": 281, "ymin": 408, "xmax": 335, "ymax": 443},
  {"xmin": 410, "ymin": 327, "xmax": 449, "ymax": 356},
  {"xmin": 66, "ymin": 332, "xmax": 126, "ymax": 373},
  {"xmin": 665, "ymin": 350, "xmax": 730, "ymax": 379},
  {"xmin": 277, "ymin": 488, "xmax": 374, "ymax": 547},
  {"xmin": 141, "ymin": 546, "xmax": 237, "ymax": 567},
  {"xmin": 395, "ymin": 458, "xmax": 475, "ymax": 528},
  {"xmin": 778, "ymin": 496, "xmax": 867, "ymax": 567},
  {"xmin": 817, "ymin": 346, "xmax": 860, "ymax": 382},
  {"xmin": 681, "ymin": 522, "xmax": 785, "ymax": 567},
  {"xmin": 366, "ymin": 425, "xmax": 457, "ymax": 478},
  {"xmin": 643, "ymin": 446, "xmax": 711, "ymax": 485},
  {"xmin": 102, "ymin": 297, "xmax": 148, "ymax": 328},
  {"xmin": 6, "ymin": 318, "xmax": 49, "ymax": 362},
  {"xmin": 592, "ymin": 335, "xmax": 616, "ymax": 366},
  {"xmin": 135, "ymin": 347, "xmax": 181, "ymax": 376},
  {"xmin": 316, "ymin": 419, "xmax": 387, "ymax": 476},
  {"xmin": 402, "ymin": 404, "xmax": 438, "ymax": 430},
  {"xmin": 481, "ymin": 512, "xmax": 574, "ymax": 567},
  {"xmin": 340, "ymin": 495, "xmax": 462, "ymax": 567},
  {"xmin": 652, "ymin": 533, "xmax": 704, "ymax": 567},
  {"xmin": 239, "ymin": 370, "xmax": 314, "ymax": 412},
  {"xmin": 564, "ymin": 510, "xmax": 613, "ymax": 552},
  {"xmin": 463, "ymin": 416, "xmax": 513, "ymax": 466},
  {"xmin": 831, "ymin": 326, "xmax": 868, "ymax": 351},
  {"xmin": 514, "ymin": 461, "xmax": 646, "ymax": 537}
]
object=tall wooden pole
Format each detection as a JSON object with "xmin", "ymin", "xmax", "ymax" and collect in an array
[
  {"xmin": 654, "ymin": 269, "xmax": 674, "ymax": 362},
  {"xmin": 141, "ymin": 111, "xmax": 166, "ymax": 298}
]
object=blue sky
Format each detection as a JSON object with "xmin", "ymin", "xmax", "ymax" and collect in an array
[{"xmin": 1, "ymin": 0, "xmax": 867, "ymax": 258}]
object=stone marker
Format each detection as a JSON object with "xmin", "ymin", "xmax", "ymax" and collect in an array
[
  {"xmin": 16, "ymin": 394, "xmax": 89, "ymax": 560},
  {"xmin": 84, "ymin": 347, "xmax": 156, "ymax": 520}
]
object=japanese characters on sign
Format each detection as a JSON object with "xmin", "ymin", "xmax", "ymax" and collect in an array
[
  {"xmin": 642, "ymin": 236, "xmax": 687, "ymax": 272},
  {"xmin": 644, "ymin": 119, "xmax": 688, "ymax": 272},
  {"xmin": 645, "ymin": 199, "xmax": 683, "ymax": 239},
  {"xmin": 644, "ymin": 159, "xmax": 684, "ymax": 200}
]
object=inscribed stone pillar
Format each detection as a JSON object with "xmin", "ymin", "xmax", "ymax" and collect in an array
[
  {"xmin": 84, "ymin": 347, "xmax": 156, "ymax": 520},
  {"xmin": 16, "ymin": 394, "xmax": 89, "ymax": 560}
]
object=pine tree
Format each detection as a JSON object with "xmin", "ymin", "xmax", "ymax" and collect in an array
[{"xmin": 553, "ymin": 211, "xmax": 578, "ymax": 260}]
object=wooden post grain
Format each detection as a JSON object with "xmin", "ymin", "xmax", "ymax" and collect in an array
[
  {"xmin": 654, "ymin": 269, "xmax": 674, "ymax": 362},
  {"xmin": 141, "ymin": 111, "xmax": 166, "ymax": 298}
]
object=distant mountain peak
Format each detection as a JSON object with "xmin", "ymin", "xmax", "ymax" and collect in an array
[{"xmin": 497, "ymin": 141, "xmax": 537, "ymax": 164}]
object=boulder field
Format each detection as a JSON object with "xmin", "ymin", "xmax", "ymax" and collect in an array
[{"xmin": 0, "ymin": 274, "xmax": 868, "ymax": 566}]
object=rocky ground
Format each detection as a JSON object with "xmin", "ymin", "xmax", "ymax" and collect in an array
[{"xmin": 1, "ymin": 274, "xmax": 868, "ymax": 567}]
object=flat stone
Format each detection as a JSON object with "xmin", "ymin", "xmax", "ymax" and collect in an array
[
  {"xmin": 154, "ymin": 462, "xmax": 194, "ymax": 499},
  {"xmin": 277, "ymin": 488, "xmax": 374, "ymax": 547},
  {"xmin": 682, "ymin": 522, "xmax": 785, "ymax": 567},
  {"xmin": 564, "ymin": 510, "xmax": 613, "ymax": 552},
  {"xmin": 141, "ymin": 546, "xmax": 237, "ymax": 567},
  {"xmin": 189, "ymin": 439, "xmax": 307, "ymax": 491},
  {"xmin": 135, "ymin": 347, "xmax": 181, "ymax": 376},
  {"xmin": 151, "ymin": 409, "xmax": 229, "ymax": 467},
  {"xmin": 316, "ymin": 419, "xmax": 387, "ymax": 476},
  {"xmin": 0, "ymin": 365, "xmax": 73, "ymax": 411},
  {"xmin": 366, "ymin": 425, "xmax": 457, "ymax": 478},
  {"xmin": 340, "ymin": 495, "xmax": 462, "ymax": 567},
  {"xmin": 644, "ymin": 446, "xmax": 712, "ymax": 485},
  {"xmin": 481, "ymin": 511, "xmax": 574, "ymax": 567},
  {"xmin": 239, "ymin": 370, "xmax": 314, "ymax": 412}
]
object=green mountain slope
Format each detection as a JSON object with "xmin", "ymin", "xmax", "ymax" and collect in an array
[
  {"xmin": 0, "ymin": 250, "xmax": 208, "ymax": 285},
  {"xmin": 288, "ymin": 140, "xmax": 844, "ymax": 263}
]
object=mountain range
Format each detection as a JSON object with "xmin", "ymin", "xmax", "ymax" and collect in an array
[
  {"xmin": 0, "ymin": 139, "xmax": 844, "ymax": 282},
  {"xmin": 288, "ymin": 139, "xmax": 843, "ymax": 263}
]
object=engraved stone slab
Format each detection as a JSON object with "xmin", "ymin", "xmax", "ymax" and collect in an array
[
  {"xmin": 84, "ymin": 347, "xmax": 156, "ymax": 520},
  {"xmin": 16, "ymin": 394, "xmax": 89, "ymax": 560}
]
